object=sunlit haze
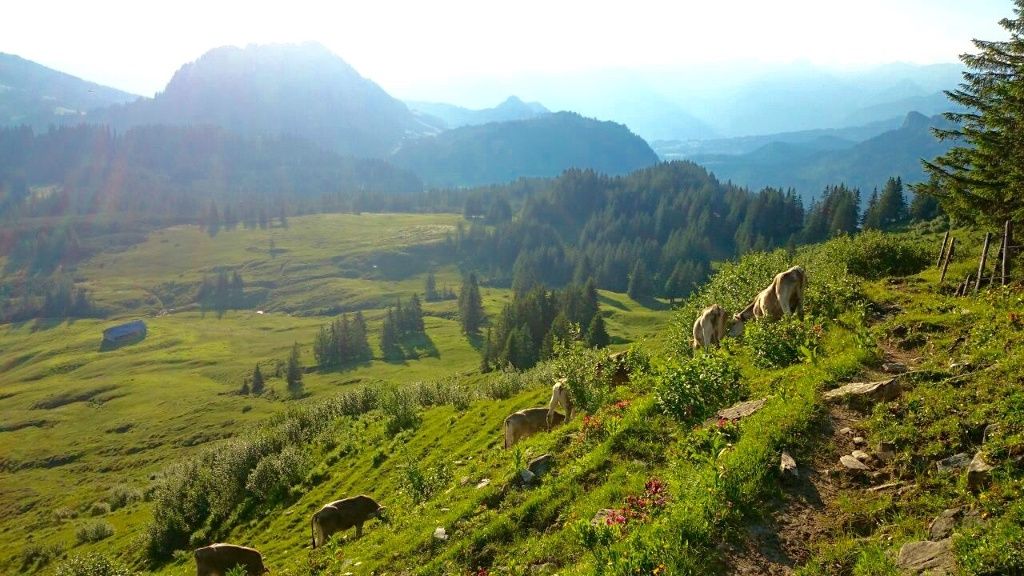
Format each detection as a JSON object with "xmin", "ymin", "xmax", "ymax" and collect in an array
[{"xmin": 2, "ymin": 0, "xmax": 1011, "ymax": 104}]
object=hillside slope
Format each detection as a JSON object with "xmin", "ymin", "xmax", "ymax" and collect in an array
[
  {"xmin": 391, "ymin": 112, "xmax": 659, "ymax": 188},
  {"xmin": 0, "ymin": 52, "xmax": 138, "ymax": 128}
]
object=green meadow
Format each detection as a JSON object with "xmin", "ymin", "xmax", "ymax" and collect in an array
[{"xmin": 0, "ymin": 213, "xmax": 673, "ymax": 574}]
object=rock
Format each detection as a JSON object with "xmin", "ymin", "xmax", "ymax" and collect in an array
[
  {"xmin": 928, "ymin": 508, "xmax": 963, "ymax": 540},
  {"xmin": 853, "ymin": 436, "xmax": 866, "ymax": 446},
  {"xmin": 936, "ymin": 453, "xmax": 971, "ymax": 473},
  {"xmin": 518, "ymin": 469, "xmax": 536, "ymax": 484},
  {"xmin": 840, "ymin": 454, "xmax": 871, "ymax": 471},
  {"xmin": 882, "ymin": 361, "xmax": 909, "ymax": 374},
  {"xmin": 966, "ymin": 452, "xmax": 994, "ymax": 492},
  {"xmin": 851, "ymin": 450, "xmax": 871, "ymax": 463},
  {"xmin": 527, "ymin": 454, "xmax": 554, "ymax": 478},
  {"xmin": 475, "ymin": 478, "xmax": 491, "ymax": 489},
  {"xmin": 779, "ymin": 452, "xmax": 798, "ymax": 480},
  {"xmin": 839, "ymin": 427, "xmax": 853, "ymax": 435},
  {"xmin": 714, "ymin": 398, "xmax": 767, "ymax": 422},
  {"xmin": 823, "ymin": 378, "xmax": 902, "ymax": 407},
  {"xmin": 433, "ymin": 526, "xmax": 448, "ymax": 541},
  {"xmin": 897, "ymin": 539, "xmax": 955, "ymax": 574}
]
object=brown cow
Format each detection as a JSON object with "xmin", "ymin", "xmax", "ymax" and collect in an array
[
  {"xmin": 504, "ymin": 407, "xmax": 566, "ymax": 449},
  {"xmin": 692, "ymin": 304, "xmax": 727, "ymax": 349},
  {"xmin": 311, "ymin": 495, "xmax": 385, "ymax": 548},
  {"xmin": 194, "ymin": 543, "xmax": 268, "ymax": 576},
  {"xmin": 731, "ymin": 266, "xmax": 807, "ymax": 335}
]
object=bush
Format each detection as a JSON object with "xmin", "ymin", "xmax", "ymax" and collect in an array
[
  {"xmin": 89, "ymin": 501, "xmax": 111, "ymax": 516},
  {"xmin": 654, "ymin": 352, "xmax": 743, "ymax": 424},
  {"xmin": 107, "ymin": 485, "xmax": 142, "ymax": 511},
  {"xmin": 55, "ymin": 553, "xmax": 134, "ymax": 576},
  {"xmin": 553, "ymin": 332, "xmax": 612, "ymax": 414},
  {"xmin": 414, "ymin": 378, "xmax": 472, "ymax": 410},
  {"xmin": 380, "ymin": 386, "xmax": 421, "ymax": 434},
  {"xmin": 76, "ymin": 521, "xmax": 115, "ymax": 544},
  {"xmin": 245, "ymin": 445, "xmax": 311, "ymax": 503},
  {"xmin": 21, "ymin": 541, "xmax": 65, "ymax": 570},
  {"xmin": 743, "ymin": 316, "xmax": 822, "ymax": 369},
  {"xmin": 825, "ymin": 231, "xmax": 930, "ymax": 279},
  {"xmin": 400, "ymin": 457, "xmax": 453, "ymax": 504}
]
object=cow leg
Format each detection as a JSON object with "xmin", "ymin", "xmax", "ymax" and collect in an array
[{"xmin": 356, "ymin": 522, "xmax": 364, "ymax": 538}]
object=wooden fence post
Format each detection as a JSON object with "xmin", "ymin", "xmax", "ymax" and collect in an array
[
  {"xmin": 1002, "ymin": 220, "xmax": 1014, "ymax": 286},
  {"xmin": 940, "ymin": 237, "xmax": 956, "ymax": 284},
  {"xmin": 937, "ymin": 231, "xmax": 950, "ymax": 268},
  {"xmin": 975, "ymin": 232, "xmax": 992, "ymax": 294}
]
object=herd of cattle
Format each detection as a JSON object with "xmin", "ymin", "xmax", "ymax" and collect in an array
[{"xmin": 190, "ymin": 265, "xmax": 806, "ymax": 575}]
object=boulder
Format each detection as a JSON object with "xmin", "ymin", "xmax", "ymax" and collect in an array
[
  {"xmin": 853, "ymin": 436, "xmax": 866, "ymax": 446},
  {"xmin": 840, "ymin": 454, "xmax": 871, "ymax": 472},
  {"xmin": 527, "ymin": 454, "xmax": 554, "ymax": 478},
  {"xmin": 839, "ymin": 427, "xmax": 853, "ymax": 435},
  {"xmin": 936, "ymin": 453, "xmax": 971, "ymax": 473},
  {"xmin": 928, "ymin": 508, "xmax": 963, "ymax": 540},
  {"xmin": 851, "ymin": 450, "xmax": 872, "ymax": 463},
  {"xmin": 779, "ymin": 452, "xmax": 799, "ymax": 480},
  {"xmin": 518, "ymin": 469, "xmax": 536, "ymax": 485},
  {"xmin": 714, "ymin": 398, "xmax": 767, "ymax": 422},
  {"xmin": 897, "ymin": 539, "xmax": 955, "ymax": 574},
  {"xmin": 823, "ymin": 378, "xmax": 902, "ymax": 407},
  {"xmin": 966, "ymin": 452, "xmax": 994, "ymax": 492}
]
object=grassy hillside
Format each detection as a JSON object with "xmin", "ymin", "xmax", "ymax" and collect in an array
[{"xmin": 0, "ymin": 212, "xmax": 674, "ymax": 575}]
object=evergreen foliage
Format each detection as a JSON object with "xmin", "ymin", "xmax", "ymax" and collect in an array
[
  {"xmin": 918, "ymin": 1, "xmax": 1024, "ymax": 224},
  {"xmin": 312, "ymin": 312, "xmax": 373, "ymax": 369},
  {"xmin": 251, "ymin": 364, "xmax": 265, "ymax": 395},
  {"xmin": 457, "ymin": 273, "xmax": 485, "ymax": 335},
  {"xmin": 285, "ymin": 343, "xmax": 303, "ymax": 398}
]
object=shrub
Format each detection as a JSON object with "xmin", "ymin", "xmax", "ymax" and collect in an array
[
  {"xmin": 400, "ymin": 457, "xmax": 452, "ymax": 504},
  {"xmin": 75, "ymin": 521, "xmax": 115, "ymax": 544},
  {"xmin": 55, "ymin": 553, "xmax": 134, "ymax": 576},
  {"xmin": 21, "ymin": 541, "xmax": 65, "ymax": 570},
  {"xmin": 54, "ymin": 506, "xmax": 78, "ymax": 521},
  {"xmin": 89, "ymin": 501, "xmax": 111, "ymax": 516},
  {"xmin": 380, "ymin": 386, "xmax": 421, "ymax": 434},
  {"xmin": 654, "ymin": 351, "xmax": 743, "ymax": 424},
  {"xmin": 743, "ymin": 316, "xmax": 822, "ymax": 369},
  {"xmin": 245, "ymin": 445, "xmax": 311, "ymax": 503},
  {"xmin": 822, "ymin": 231, "xmax": 930, "ymax": 280},
  {"xmin": 107, "ymin": 485, "xmax": 141, "ymax": 511},
  {"xmin": 552, "ymin": 331, "xmax": 612, "ymax": 414},
  {"xmin": 414, "ymin": 377, "xmax": 472, "ymax": 410}
]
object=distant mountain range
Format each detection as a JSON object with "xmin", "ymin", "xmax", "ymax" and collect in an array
[
  {"xmin": 0, "ymin": 53, "xmax": 137, "ymax": 128},
  {"xmin": 407, "ymin": 96, "xmax": 549, "ymax": 128},
  {"xmin": 689, "ymin": 111, "xmax": 955, "ymax": 200},
  {"xmin": 391, "ymin": 112, "xmax": 659, "ymax": 187}
]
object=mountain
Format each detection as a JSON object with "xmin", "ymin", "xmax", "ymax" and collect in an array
[
  {"xmin": 407, "ymin": 96, "xmax": 549, "ymax": 128},
  {"xmin": 0, "ymin": 53, "xmax": 138, "ymax": 128},
  {"xmin": 91, "ymin": 43, "xmax": 434, "ymax": 157},
  {"xmin": 690, "ymin": 111, "xmax": 955, "ymax": 200},
  {"xmin": 390, "ymin": 112, "xmax": 659, "ymax": 188}
]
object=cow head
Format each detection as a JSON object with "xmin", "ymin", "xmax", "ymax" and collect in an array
[
  {"xmin": 374, "ymin": 506, "xmax": 389, "ymax": 523},
  {"xmin": 727, "ymin": 315, "xmax": 746, "ymax": 337}
]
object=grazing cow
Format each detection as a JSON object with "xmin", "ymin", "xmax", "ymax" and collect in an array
[
  {"xmin": 599, "ymin": 351, "xmax": 632, "ymax": 386},
  {"xmin": 311, "ymin": 495, "xmax": 385, "ymax": 549},
  {"xmin": 504, "ymin": 407, "xmax": 566, "ymax": 449},
  {"xmin": 194, "ymin": 543, "xmax": 268, "ymax": 576},
  {"xmin": 730, "ymin": 266, "xmax": 807, "ymax": 335},
  {"xmin": 547, "ymin": 379, "xmax": 574, "ymax": 426},
  {"xmin": 692, "ymin": 304, "xmax": 728, "ymax": 349}
]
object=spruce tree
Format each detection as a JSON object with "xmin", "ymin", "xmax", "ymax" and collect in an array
[
  {"xmin": 458, "ymin": 273, "xmax": 485, "ymax": 334},
  {"xmin": 918, "ymin": 2, "xmax": 1024, "ymax": 224},
  {"xmin": 424, "ymin": 271, "xmax": 438, "ymax": 302},
  {"xmin": 876, "ymin": 177, "xmax": 908, "ymax": 229},
  {"xmin": 286, "ymin": 344, "xmax": 303, "ymax": 398},
  {"xmin": 351, "ymin": 311, "xmax": 372, "ymax": 361},
  {"xmin": 586, "ymin": 314, "xmax": 610, "ymax": 349},
  {"xmin": 627, "ymin": 261, "xmax": 651, "ymax": 301},
  {"xmin": 248, "ymin": 362, "xmax": 262, "ymax": 393}
]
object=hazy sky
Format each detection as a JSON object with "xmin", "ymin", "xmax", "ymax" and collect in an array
[{"xmin": 3, "ymin": 0, "xmax": 1012, "ymax": 103}]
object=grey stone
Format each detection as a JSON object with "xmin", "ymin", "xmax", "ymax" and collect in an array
[
  {"xmin": 779, "ymin": 451, "xmax": 798, "ymax": 480},
  {"xmin": 519, "ymin": 469, "xmax": 536, "ymax": 484},
  {"xmin": 897, "ymin": 539, "xmax": 955, "ymax": 574},
  {"xmin": 840, "ymin": 454, "xmax": 871, "ymax": 471},
  {"xmin": 853, "ymin": 436, "xmax": 866, "ymax": 446},
  {"xmin": 966, "ymin": 452, "xmax": 994, "ymax": 492},
  {"xmin": 433, "ymin": 526, "xmax": 448, "ymax": 541},
  {"xmin": 823, "ymin": 378, "xmax": 902, "ymax": 406},
  {"xmin": 714, "ymin": 398, "xmax": 767, "ymax": 422},
  {"xmin": 882, "ymin": 361, "xmax": 909, "ymax": 374},
  {"xmin": 928, "ymin": 508, "xmax": 963, "ymax": 540},
  {"xmin": 839, "ymin": 427, "xmax": 853, "ymax": 435},
  {"xmin": 527, "ymin": 454, "xmax": 554, "ymax": 478},
  {"xmin": 936, "ymin": 453, "xmax": 971, "ymax": 473},
  {"xmin": 851, "ymin": 450, "xmax": 871, "ymax": 462},
  {"xmin": 475, "ymin": 478, "xmax": 491, "ymax": 489}
]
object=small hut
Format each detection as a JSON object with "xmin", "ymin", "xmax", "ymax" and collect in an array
[{"xmin": 102, "ymin": 320, "xmax": 147, "ymax": 347}]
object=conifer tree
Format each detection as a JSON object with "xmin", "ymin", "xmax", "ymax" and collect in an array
[
  {"xmin": 586, "ymin": 314, "xmax": 610, "ymax": 349},
  {"xmin": 285, "ymin": 344, "xmax": 303, "ymax": 398},
  {"xmin": 627, "ymin": 260, "xmax": 651, "ymax": 301},
  {"xmin": 352, "ymin": 311, "xmax": 372, "ymax": 361},
  {"xmin": 424, "ymin": 271, "xmax": 438, "ymax": 302},
  {"xmin": 918, "ymin": 1, "xmax": 1024, "ymax": 224},
  {"xmin": 458, "ymin": 273, "xmax": 485, "ymax": 334}
]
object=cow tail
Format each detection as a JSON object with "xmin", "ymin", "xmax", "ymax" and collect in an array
[{"xmin": 310, "ymin": 513, "xmax": 316, "ymax": 549}]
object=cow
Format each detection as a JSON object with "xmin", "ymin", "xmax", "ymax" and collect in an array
[
  {"xmin": 194, "ymin": 543, "xmax": 269, "ymax": 576},
  {"xmin": 547, "ymin": 379, "xmax": 574, "ymax": 427},
  {"xmin": 599, "ymin": 351, "xmax": 632, "ymax": 386},
  {"xmin": 311, "ymin": 495, "xmax": 385, "ymax": 549},
  {"xmin": 730, "ymin": 265, "xmax": 807, "ymax": 335},
  {"xmin": 504, "ymin": 407, "xmax": 566, "ymax": 449},
  {"xmin": 692, "ymin": 304, "xmax": 728, "ymax": 349}
]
